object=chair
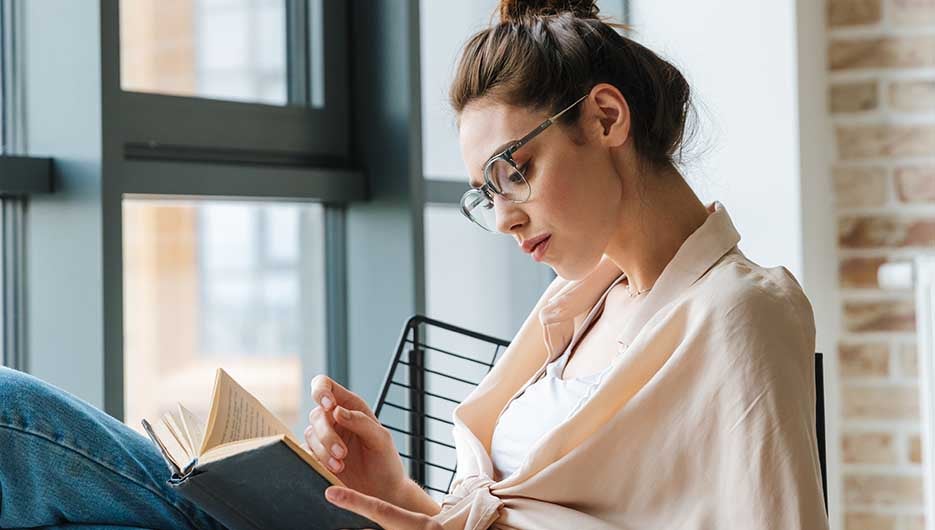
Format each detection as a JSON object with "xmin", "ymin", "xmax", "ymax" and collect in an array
[{"xmin": 375, "ymin": 315, "xmax": 828, "ymax": 511}]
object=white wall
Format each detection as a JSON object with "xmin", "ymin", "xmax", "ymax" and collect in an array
[
  {"xmin": 631, "ymin": 2, "xmax": 841, "ymax": 525},
  {"xmin": 629, "ymin": 1, "xmax": 804, "ymax": 278}
]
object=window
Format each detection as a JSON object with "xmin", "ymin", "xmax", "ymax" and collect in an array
[
  {"xmin": 120, "ymin": 0, "xmax": 289, "ymax": 106},
  {"xmin": 122, "ymin": 199, "xmax": 327, "ymax": 438},
  {"xmin": 116, "ymin": 0, "xmax": 346, "ymax": 159},
  {"xmin": 112, "ymin": 0, "xmax": 353, "ymax": 423}
]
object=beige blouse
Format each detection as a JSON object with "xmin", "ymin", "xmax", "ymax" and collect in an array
[{"xmin": 431, "ymin": 200, "xmax": 829, "ymax": 530}]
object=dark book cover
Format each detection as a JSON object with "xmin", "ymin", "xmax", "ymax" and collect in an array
[{"xmin": 163, "ymin": 438, "xmax": 383, "ymax": 530}]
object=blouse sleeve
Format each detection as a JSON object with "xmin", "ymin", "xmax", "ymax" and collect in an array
[{"xmin": 712, "ymin": 283, "xmax": 828, "ymax": 529}]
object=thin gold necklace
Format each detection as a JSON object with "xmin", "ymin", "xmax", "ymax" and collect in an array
[{"xmin": 625, "ymin": 278, "xmax": 653, "ymax": 298}]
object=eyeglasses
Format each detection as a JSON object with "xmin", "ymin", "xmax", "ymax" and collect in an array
[{"xmin": 460, "ymin": 93, "xmax": 590, "ymax": 232}]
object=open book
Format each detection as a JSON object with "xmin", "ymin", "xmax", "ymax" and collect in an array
[{"xmin": 141, "ymin": 368, "xmax": 380, "ymax": 530}]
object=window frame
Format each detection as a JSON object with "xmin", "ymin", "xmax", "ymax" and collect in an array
[
  {"xmin": 0, "ymin": 0, "xmax": 50, "ymax": 373},
  {"xmin": 0, "ymin": 0, "xmax": 52, "ymax": 195},
  {"xmin": 99, "ymin": 0, "xmax": 361, "ymax": 418},
  {"xmin": 115, "ymin": 0, "xmax": 352, "ymax": 163}
]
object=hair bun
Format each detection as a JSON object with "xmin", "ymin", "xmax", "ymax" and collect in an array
[{"xmin": 498, "ymin": 0, "xmax": 600, "ymax": 22}]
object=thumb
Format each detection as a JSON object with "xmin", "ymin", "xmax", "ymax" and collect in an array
[{"xmin": 332, "ymin": 406, "xmax": 387, "ymax": 450}]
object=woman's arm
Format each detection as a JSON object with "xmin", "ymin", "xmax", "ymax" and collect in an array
[{"xmin": 393, "ymin": 477, "xmax": 442, "ymax": 516}]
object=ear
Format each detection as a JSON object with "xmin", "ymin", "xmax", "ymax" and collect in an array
[{"xmin": 587, "ymin": 83, "xmax": 630, "ymax": 148}]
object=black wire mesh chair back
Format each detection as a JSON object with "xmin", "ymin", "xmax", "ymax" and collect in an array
[
  {"xmin": 374, "ymin": 315, "xmax": 828, "ymax": 513},
  {"xmin": 373, "ymin": 315, "xmax": 510, "ymax": 500}
]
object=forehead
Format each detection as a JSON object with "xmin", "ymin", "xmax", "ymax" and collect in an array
[{"xmin": 458, "ymin": 100, "xmax": 544, "ymax": 187}]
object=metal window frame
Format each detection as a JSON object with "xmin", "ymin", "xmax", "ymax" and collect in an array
[
  {"xmin": 0, "ymin": 0, "xmax": 20, "ymax": 154},
  {"xmin": 97, "ymin": 0, "xmax": 362, "ymax": 418},
  {"xmin": 117, "ymin": 0, "xmax": 351, "ymax": 163},
  {"xmin": 0, "ymin": 0, "xmax": 50, "ymax": 373}
]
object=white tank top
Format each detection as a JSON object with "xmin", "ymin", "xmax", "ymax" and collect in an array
[{"xmin": 490, "ymin": 274, "xmax": 626, "ymax": 481}]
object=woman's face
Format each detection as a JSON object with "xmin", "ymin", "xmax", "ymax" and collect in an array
[{"xmin": 458, "ymin": 97, "xmax": 625, "ymax": 280}]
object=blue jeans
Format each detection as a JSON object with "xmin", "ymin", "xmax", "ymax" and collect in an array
[{"xmin": 0, "ymin": 366, "xmax": 227, "ymax": 530}]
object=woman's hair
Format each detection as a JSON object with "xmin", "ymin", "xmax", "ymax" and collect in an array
[{"xmin": 449, "ymin": 0, "xmax": 695, "ymax": 172}]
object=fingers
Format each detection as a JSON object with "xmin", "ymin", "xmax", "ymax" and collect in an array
[
  {"xmin": 304, "ymin": 405, "xmax": 346, "ymax": 474},
  {"xmin": 331, "ymin": 405, "xmax": 390, "ymax": 452},
  {"xmin": 310, "ymin": 374, "xmax": 375, "ymax": 420},
  {"xmin": 325, "ymin": 486, "xmax": 439, "ymax": 530}
]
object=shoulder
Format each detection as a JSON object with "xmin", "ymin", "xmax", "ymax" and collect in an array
[{"xmin": 687, "ymin": 250, "xmax": 816, "ymax": 353}]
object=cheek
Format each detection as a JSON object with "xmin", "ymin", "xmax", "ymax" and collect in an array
[{"xmin": 537, "ymin": 159, "xmax": 617, "ymax": 232}]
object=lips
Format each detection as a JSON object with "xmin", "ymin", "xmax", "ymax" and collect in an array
[
  {"xmin": 519, "ymin": 234, "xmax": 552, "ymax": 263},
  {"xmin": 520, "ymin": 234, "xmax": 551, "ymax": 254},
  {"xmin": 530, "ymin": 236, "xmax": 551, "ymax": 262}
]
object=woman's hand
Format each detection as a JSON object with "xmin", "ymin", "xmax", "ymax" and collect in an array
[
  {"xmin": 305, "ymin": 374, "xmax": 408, "ymax": 507},
  {"xmin": 325, "ymin": 486, "xmax": 443, "ymax": 530}
]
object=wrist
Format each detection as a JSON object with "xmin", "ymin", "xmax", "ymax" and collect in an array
[{"xmin": 393, "ymin": 478, "xmax": 442, "ymax": 517}]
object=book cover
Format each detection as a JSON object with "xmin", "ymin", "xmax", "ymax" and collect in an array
[{"xmin": 142, "ymin": 368, "xmax": 383, "ymax": 530}]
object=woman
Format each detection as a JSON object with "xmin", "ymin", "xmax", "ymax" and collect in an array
[
  {"xmin": 316, "ymin": 1, "xmax": 828, "ymax": 529},
  {"xmin": 0, "ymin": 1, "xmax": 827, "ymax": 529}
]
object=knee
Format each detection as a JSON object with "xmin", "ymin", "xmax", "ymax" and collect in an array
[
  {"xmin": 0, "ymin": 367, "xmax": 59, "ymax": 421},
  {"xmin": 0, "ymin": 365, "xmax": 38, "ymax": 389},
  {"xmin": 0, "ymin": 366, "xmax": 36, "ymax": 399}
]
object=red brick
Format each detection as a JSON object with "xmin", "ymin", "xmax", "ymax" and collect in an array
[
  {"xmin": 842, "ymin": 299, "xmax": 916, "ymax": 332},
  {"xmin": 840, "ymin": 256, "xmax": 888, "ymax": 288}
]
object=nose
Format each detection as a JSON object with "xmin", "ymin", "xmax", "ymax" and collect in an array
[{"xmin": 493, "ymin": 195, "xmax": 527, "ymax": 235}]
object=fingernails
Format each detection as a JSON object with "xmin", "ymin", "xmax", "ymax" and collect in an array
[
  {"xmin": 326, "ymin": 486, "xmax": 344, "ymax": 502},
  {"xmin": 321, "ymin": 395, "xmax": 333, "ymax": 409},
  {"xmin": 331, "ymin": 443, "xmax": 345, "ymax": 458},
  {"xmin": 340, "ymin": 408, "xmax": 351, "ymax": 420},
  {"xmin": 328, "ymin": 457, "xmax": 341, "ymax": 472}
]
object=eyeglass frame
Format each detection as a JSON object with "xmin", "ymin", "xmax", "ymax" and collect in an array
[{"xmin": 460, "ymin": 92, "xmax": 591, "ymax": 231}]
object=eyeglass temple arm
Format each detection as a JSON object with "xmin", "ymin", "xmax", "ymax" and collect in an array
[{"xmin": 506, "ymin": 93, "xmax": 590, "ymax": 156}]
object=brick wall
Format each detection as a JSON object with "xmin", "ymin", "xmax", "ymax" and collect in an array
[{"xmin": 829, "ymin": 0, "xmax": 935, "ymax": 528}]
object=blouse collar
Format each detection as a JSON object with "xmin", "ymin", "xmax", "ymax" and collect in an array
[{"xmin": 537, "ymin": 200, "xmax": 742, "ymax": 360}]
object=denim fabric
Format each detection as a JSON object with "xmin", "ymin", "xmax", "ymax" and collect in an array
[{"xmin": 0, "ymin": 366, "xmax": 227, "ymax": 530}]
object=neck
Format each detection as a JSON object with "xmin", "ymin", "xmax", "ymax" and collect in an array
[{"xmin": 603, "ymin": 164, "xmax": 710, "ymax": 294}]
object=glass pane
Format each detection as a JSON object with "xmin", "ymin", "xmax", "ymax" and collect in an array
[
  {"xmin": 419, "ymin": 0, "xmax": 628, "ymax": 181},
  {"xmin": 119, "ymin": 0, "xmax": 288, "ymax": 106},
  {"xmin": 424, "ymin": 205, "xmax": 554, "ymax": 340},
  {"xmin": 122, "ymin": 199, "xmax": 327, "ymax": 439}
]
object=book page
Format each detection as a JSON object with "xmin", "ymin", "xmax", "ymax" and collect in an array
[
  {"xmin": 178, "ymin": 402, "xmax": 205, "ymax": 455},
  {"xmin": 199, "ymin": 435, "xmax": 346, "ymax": 487},
  {"xmin": 151, "ymin": 417, "xmax": 190, "ymax": 471},
  {"xmin": 200, "ymin": 368, "xmax": 299, "ymax": 454},
  {"xmin": 162, "ymin": 410, "xmax": 193, "ymax": 458}
]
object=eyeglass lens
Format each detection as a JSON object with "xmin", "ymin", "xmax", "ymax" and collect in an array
[{"xmin": 463, "ymin": 158, "xmax": 531, "ymax": 231}]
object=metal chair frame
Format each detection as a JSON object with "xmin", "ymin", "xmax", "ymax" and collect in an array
[{"xmin": 374, "ymin": 315, "xmax": 828, "ymax": 513}]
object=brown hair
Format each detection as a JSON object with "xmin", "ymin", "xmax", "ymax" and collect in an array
[{"xmin": 449, "ymin": 0, "xmax": 695, "ymax": 172}]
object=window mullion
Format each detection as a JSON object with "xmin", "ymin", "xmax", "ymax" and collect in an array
[{"xmin": 286, "ymin": 0, "xmax": 310, "ymax": 107}]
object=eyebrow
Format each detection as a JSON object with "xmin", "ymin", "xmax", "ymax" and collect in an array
[
  {"xmin": 469, "ymin": 140, "xmax": 516, "ymax": 188},
  {"xmin": 489, "ymin": 140, "xmax": 514, "ymax": 158}
]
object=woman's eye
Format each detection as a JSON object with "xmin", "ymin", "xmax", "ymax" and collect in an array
[{"xmin": 510, "ymin": 162, "xmax": 530, "ymax": 183}]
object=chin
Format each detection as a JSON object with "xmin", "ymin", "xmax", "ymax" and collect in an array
[{"xmin": 550, "ymin": 252, "xmax": 604, "ymax": 282}]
